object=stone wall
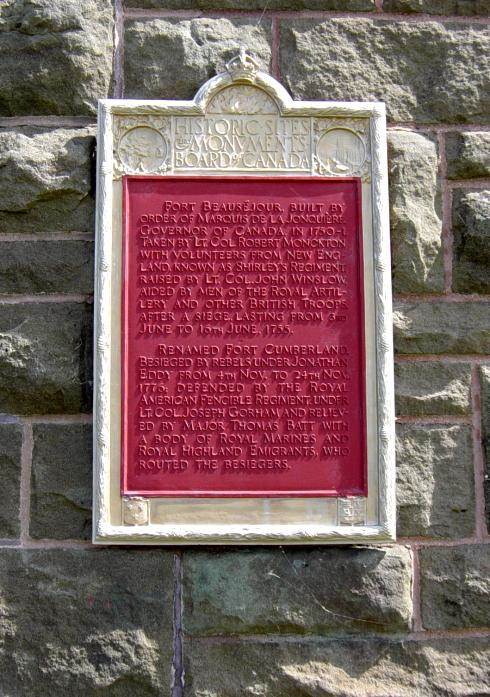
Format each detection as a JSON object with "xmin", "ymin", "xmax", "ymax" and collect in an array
[{"xmin": 0, "ymin": 0, "xmax": 489, "ymax": 694}]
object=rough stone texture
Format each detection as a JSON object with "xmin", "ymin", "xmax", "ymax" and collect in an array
[
  {"xmin": 125, "ymin": 0, "xmax": 375, "ymax": 8},
  {"xmin": 420, "ymin": 545, "xmax": 490, "ymax": 629},
  {"xmin": 452, "ymin": 189, "xmax": 490, "ymax": 294},
  {"xmin": 0, "ymin": 0, "xmax": 114, "ymax": 116},
  {"xmin": 393, "ymin": 301, "xmax": 490, "ymax": 354},
  {"xmin": 279, "ymin": 20, "xmax": 490, "ymax": 124},
  {"xmin": 0, "ymin": 303, "xmax": 92, "ymax": 415},
  {"xmin": 0, "ymin": 548, "xmax": 173, "ymax": 695},
  {"xmin": 183, "ymin": 546, "xmax": 412, "ymax": 636},
  {"xmin": 0, "ymin": 240, "xmax": 94, "ymax": 294},
  {"xmin": 1, "ymin": 6, "xmax": 490, "ymax": 693},
  {"xmin": 0, "ymin": 127, "xmax": 95, "ymax": 234},
  {"xmin": 30, "ymin": 423, "xmax": 92, "ymax": 540},
  {"xmin": 395, "ymin": 362, "xmax": 471, "ymax": 415},
  {"xmin": 480, "ymin": 365, "xmax": 490, "ymax": 532},
  {"xmin": 184, "ymin": 636, "xmax": 490, "ymax": 696},
  {"xmin": 396, "ymin": 424, "xmax": 474, "ymax": 538},
  {"xmin": 125, "ymin": 18, "xmax": 272, "ymax": 100},
  {"xmin": 446, "ymin": 131, "xmax": 490, "ymax": 180},
  {"xmin": 0, "ymin": 422, "xmax": 22, "ymax": 538},
  {"xmin": 383, "ymin": 0, "xmax": 490, "ymax": 14},
  {"xmin": 388, "ymin": 131, "xmax": 443, "ymax": 293}
]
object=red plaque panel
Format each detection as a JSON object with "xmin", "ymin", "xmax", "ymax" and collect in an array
[{"xmin": 122, "ymin": 177, "xmax": 366, "ymax": 497}]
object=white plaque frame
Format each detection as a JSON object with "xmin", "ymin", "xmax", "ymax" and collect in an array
[{"xmin": 93, "ymin": 52, "xmax": 395, "ymax": 545}]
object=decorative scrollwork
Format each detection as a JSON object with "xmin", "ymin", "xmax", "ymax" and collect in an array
[
  {"xmin": 123, "ymin": 498, "xmax": 149, "ymax": 526},
  {"xmin": 113, "ymin": 117, "xmax": 170, "ymax": 177},
  {"xmin": 338, "ymin": 498, "xmax": 367, "ymax": 525},
  {"xmin": 314, "ymin": 120, "xmax": 371, "ymax": 182},
  {"xmin": 207, "ymin": 85, "xmax": 277, "ymax": 115}
]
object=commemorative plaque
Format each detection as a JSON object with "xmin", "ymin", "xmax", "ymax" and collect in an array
[{"xmin": 93, "ymin": 52, "xmax": 395, "ymax": 544}]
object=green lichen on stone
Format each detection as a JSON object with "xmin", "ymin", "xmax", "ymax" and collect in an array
[{"xmin": 183, "ymin": 546, "xmax": 412, "ymax": 636}]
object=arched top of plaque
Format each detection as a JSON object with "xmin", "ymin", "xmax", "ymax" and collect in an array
[
  {"xmin": 106, "ymin": 49, "xmax": 386, "ymax": 181},
  {"xmin": 197, "ymin": 50, "xmax": 284, "ymax": 115}
]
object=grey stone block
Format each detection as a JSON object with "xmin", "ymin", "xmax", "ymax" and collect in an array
[
  {"xmin": 125, "ymin": 18, "xmax": 272, "ymax": 100},
  {"xmin": 0, "ymin": 0, "xmax": 114, "ymax": 115},
  {"xmin": 124, "ymin": 0, "xmax": 375, "ymax": 8},
  {"xmin": 0, "ymin": 127, "xmax": 95, "ymax": 234},
  {"xmin": 279, "ymin": 19, "xmax": 489, "ymax": 124},
  {"xmin": 0, "ymin": 548, "xmax": 174, "ymax": 695},
  {"xmin": 480, "ymin": 365, "xmax": 490, "ymax": 532},
  {"xmin": 183, "ymin": 546, "xmax": 412, "ymax": 636},
  {"xmin": 396, "ymin": 424, "xmax": 474, "ymax": 538},
  {"xmin": 383, "ymin": 0, "xmax": 490, "ymax": 14},
  {"xmin": 388, "ymin": 130, "xmax": 443, "ymax": 293},
  {"xmin": 184, "ymin": 636, "xmax": 490, "ymax": 696},
  {"xmin": 393, "ymin": 301, "xmax": 490, "ymax": 354},
  {"xmin": 0, "ymin": 422, "xmax": 22, "ymax": 538},
  {"xmin": 420, "ymin": 545, "xmax": 490, "ymax": 629},
  {"xmin": 395, "ymin": 362, "xmax": 471, "ymax": 415},
  {"xmin": 0, "ymin": 241, "xmax": 94, "ymax": 294},
  {"xmin": 452, "ymin": 189, "xmax": 490, "ymax": 294},
  {"xmin": 30, "ymin": 423, "xmax": 92, "ymax": 540},
  {"xmin": 446, "ymin": 132, "xmax": 490, "ymax": 180},
  {"xmin": 0, "ymin": 303, "xmax": 92, "ymax": 415}
]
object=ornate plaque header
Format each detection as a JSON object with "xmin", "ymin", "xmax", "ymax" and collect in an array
[{"xmin": 93, "ymin": 52, "xmax": 395, "ymax": 544}]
